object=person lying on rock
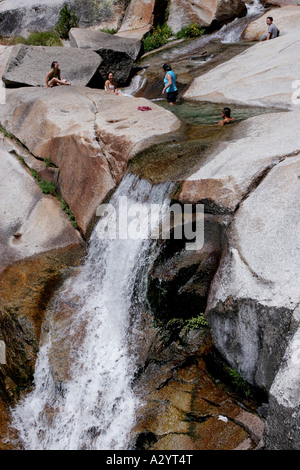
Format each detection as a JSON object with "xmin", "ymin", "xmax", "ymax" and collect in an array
[
  {"xmin": 46, "ymin": 61, "xmax": 71, "ymax": 87},
  {"xmin": 105, "ymin": 72, "xmax": 122, "ymax": 96},
  {"xmin": 218, "ymin": 107, "xmax": 235, "ymax": 126}
]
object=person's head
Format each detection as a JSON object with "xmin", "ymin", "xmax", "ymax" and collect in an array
[
  {"xmin": 266, "ymin": 17, "xmax": 273, "ymax": 25},
  {"xmin": 51, "ymin": 61, "xmax": 59, "ymax": 70},
  {"xmin": 222, "ymin": 107, "xmax": 231, "ymax": 118},
  {"xmin": 163, "ymin": 63, "xmax": 172, "ymax": 71},
  {"xmin": 108, "ymin": 72, "xmax": 114, "ymax": 81}
]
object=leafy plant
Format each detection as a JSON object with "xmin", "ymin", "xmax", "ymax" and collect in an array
[
  {"xmin": 225, "ymin": 366, "xmax": 253, "ymax": 398},
  {"xmin": 55, "ymin": 3, "xmax": 78, "ymax": 39},
  {"xmin": 38, "ymin": 180, "xmax": 56, "ymax": 195},
  {"xmin": 175, "ymin": 23, "xmax": 205, "ymax": 39},
  {"xmin": 166, "ymin": 313, "xmax": 209, "ymax": 333},
  {"xmin": 143, "ymin": 23, "xmax": 173, "ymax": 53},
  {"xmin": 183, "ymin": 313, "xmax": 209, "ymax": 332}
]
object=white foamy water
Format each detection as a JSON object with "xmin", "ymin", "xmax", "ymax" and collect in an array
[
  {"xmin": 11, "ymin": 173, "xmax": 174, "ymax": 450},
  {"xmin": 221, "ymin": 0, "xmax": 264, "ymax": 43}
]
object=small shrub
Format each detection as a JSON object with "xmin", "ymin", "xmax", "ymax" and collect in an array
[
  {"xmin": 25, "ymin": 31, "xmax": 63, "ymax": 46},
  {"xmin": 166, "ymin": 313, "xmax": 209, "ymax": 334},
  {"xmin": 143, "ymin": 24, "xmax": 173, "ymax": 53},
  {"xmin": 100, "ymin": 28, "xmax": 117, "ymax": 34},
  {"xmin": 55, "ymin": 3, "xmax": 78, "ymax": 39},
  {"xmin": 175, "ymin": 23, "xmax": 205, "ymax": 39},
  {"xmin": 183, "ymin": 313, "xmax": 209, "ymax": 332},
  {"xmin": 38, "ymin": 180, "xmax": 56, "ymax": 195}
]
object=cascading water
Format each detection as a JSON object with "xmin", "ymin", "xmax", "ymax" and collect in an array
[
  {"xmin": 11, "ymin": 173, "xmax": 174, "ymax": 450},
  {"xmin": 122, "ymin": 1, "xmax": 265, "ymax": 97},
  {"xmin": 220, "ymin": 0, "xmax": 264, "ymax": 43}
]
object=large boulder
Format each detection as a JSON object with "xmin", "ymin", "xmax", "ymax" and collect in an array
[
  {"xmin": 0, "ymin": 0, "xmax": 128, "ymax": 38},
  {"xmin": 242, "ymin": 5, "xmax": 300, "ymax": 40},
  {"xmin": 183, "ymin": 26, "xmax": 300, "ymax": 109},
  {"xmin": 0, "ymin": 136, "xmax": 83, "ymax": 273},
  {"xmin": 2, "ymin": 44, "xmax": 102, "ymax": 88},
  {"xmin": 167, "ymin": 0, "xmax": 247, "ymax": 34},
  {"xmin": 117, "ymin": 0, "xmax": 155, "ymax": 35},
  {"xmin": 69, "ymin": 28, "xmax": 142, "ymax": 86},
  {"xmin": 205, "ymin": 153, "xmax": 300, "ymax": 391},
  {"xmin": 0, "ymin": 86, "xmax": 181, "ymax": 235}
]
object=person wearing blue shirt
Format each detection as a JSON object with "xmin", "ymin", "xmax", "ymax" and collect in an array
[{"xmin": 162, "ymin": 63, "xmax": 178, "ymax": 105}]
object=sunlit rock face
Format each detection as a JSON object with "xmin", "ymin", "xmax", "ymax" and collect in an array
[
  {"xmin": 0, "ymin": 86, "xmax": 181, "ymax": 235},
  {"xmin": 167, "ymin": 0, "xmax": 247, "ymax": 34}
]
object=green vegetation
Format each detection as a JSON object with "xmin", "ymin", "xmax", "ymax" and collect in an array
[
  {"xmin": 55, "ymin": 3, "xmax": 78, "ymax": 39},
  {"xmin": 183, "ymin": 313, "xmax": 209, "ymax": 332},
  {"xmin": 57, "ymin": 196, "xmax": 77, "ymax": 227},
  {"xmin": 142, "ymin": 24, "xmax": 173, "ymax": 52},
  {"xmin": 1, "ymin": 122, "xmax": 79, "ymax": 230},
  {"xmin": 44, "ymin": 157, "xmax": 57, "ymax": 168},
  {"xmin": 0, "ymin": 31, "xmax": 63, "ymax": 46},
  {"xmin": 166, "ymin": 313, "xmax": 209, "ymax": 332},
  {"xmin": 29, "ymin": 168, "xmax": 78, "ymax": 228},
  {"xmin": 100, "ymin": 27, "xmax": 117, "ymax": 34},
  {"xmin": 0, "ymin": 124, "xmax": 12, "ymax": 138},
  {"xmin": 175, "ymin": 23, "xmax": 205, "ymax": 39},
  {"xmin": 25, "ymin": 31, "xmax": 63, "ymax": 46},
  {"xmin": 224, "ymin": 365, "xmax": 253, "ymax": 399}
]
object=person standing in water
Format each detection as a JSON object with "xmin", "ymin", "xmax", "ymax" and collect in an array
[
  {"xmin": 218, "ymin": 107, "xmax": 235, "ymax": 126},
  {"xmin": 162, "ymin": 63, "xmax": 178, "ymax": 105},
  {"xmin": 46, "ymin": 61, "xmax": 71, "ymax": 87}
]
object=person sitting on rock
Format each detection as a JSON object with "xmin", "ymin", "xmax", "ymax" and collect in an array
[
  {"xmin": 46, "ymin": 61, "xmax": 71, "ymax": 87},
  {"xmin": 218, "ymin": 107, "xmax": 235, "ymax": 126},
  {"xmin": 105, "ymin": 72, "xmax": 122, "ymax": 96},
  {"xmin": 262, "ymin": 17, "xmax": 280, "ymax": 41}
]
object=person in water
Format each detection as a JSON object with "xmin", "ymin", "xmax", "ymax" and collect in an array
[
  {"xmin": 162, "ymin": 63, "xmax": 178, "ymax": 105},
  {"xmin": 105, "ymin": 72, "xmax": 122, "ymax": 95},
  {"xmin": 46, "ymin": 61, "xmax": 71, "ymax": 87},
  {"xmin": 218, "ymin": 107, "xmax": 235, "ymax": 126}
]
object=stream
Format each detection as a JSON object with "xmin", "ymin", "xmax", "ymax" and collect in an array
[{"xmin": 9, "ymin": 0, "xmax": 268, "ymax": 451}]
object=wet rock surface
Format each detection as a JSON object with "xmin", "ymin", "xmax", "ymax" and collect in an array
[{"xmin": 130, "ymin": 313, "xmax": 265, "ymax": 450}]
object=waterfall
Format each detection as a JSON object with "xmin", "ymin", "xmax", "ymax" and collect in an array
[
  {"xmin": 11, "ymin": 173, "xmax": 174, "ymax": 450},
  {"xmin": 220, "ymin": 0, "xmax": 264, "ymax": 43}
]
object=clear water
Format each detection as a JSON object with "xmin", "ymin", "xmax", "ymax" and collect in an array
[
  {"xmin": 11, "ymin": 173, "xmax": 174, "ymax": 450},
  {"xmin": 156, "ymin": 100, "xmax": 277, "ymax": 127}
]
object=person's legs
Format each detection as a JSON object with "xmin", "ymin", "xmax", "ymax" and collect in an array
[
  {"xmin": 48, "ymin": 77, "xmax": 71, "ymax": 87},
  {"xmin": 167, "ymin": 90, "xmax": 177, "ymax": 105}
]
